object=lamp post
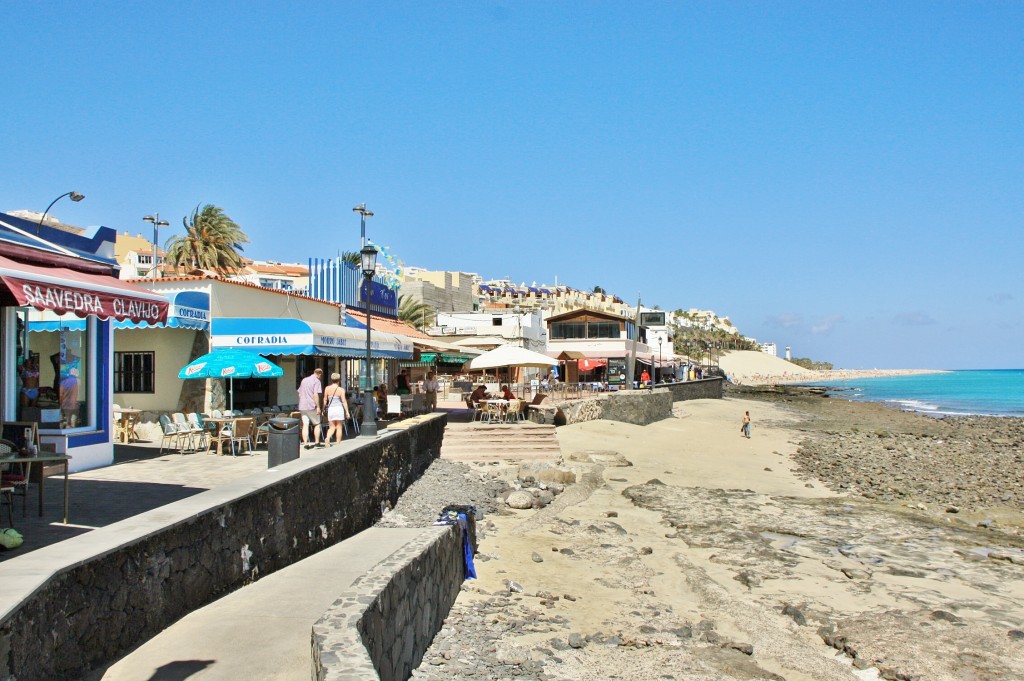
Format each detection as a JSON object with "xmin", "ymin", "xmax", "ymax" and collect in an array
[
  {"xmin": 353, "ymin": 203, "xmax": 373, "ymax": 248},
  {"xmin": 360, "ymin": 244, "xmax": 379, "ymax": 437},
  {"xmin": 658, "ymin": 338, "xmax": 663, "ymax": 384},
  {"xmin": 38, "ymin": 191, "xmax": 85, "ymax": 231},
  {"xmin": 143, "ymin": 213, "xmax": 170, "ymax": 279}
]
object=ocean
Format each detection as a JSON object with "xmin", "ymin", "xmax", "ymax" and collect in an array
[{"xmin": 803, "ymin": 369, "xmax": 1024, "ymax": 417}]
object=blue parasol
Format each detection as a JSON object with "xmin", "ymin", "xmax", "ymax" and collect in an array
[{"xmin": 179, "ymin": 349, "xmax": 283, "ymax": 412}]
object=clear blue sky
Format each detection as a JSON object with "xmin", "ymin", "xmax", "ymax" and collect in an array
[{"xmin": 3, "ymin": 2, "xmax": 1021, "ymax": 369}]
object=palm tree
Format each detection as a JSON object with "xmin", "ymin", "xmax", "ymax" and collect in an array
[
  {"xmin": 398, "ymin": 295, "xmax": 436, "ymax": 331},
  {"xmin": 165, "ymin": 204, "xmax": 249, "ymax": 273},
  {"xmin": 340, "ymin": 251, "xmax": 360, "ymax": 267}
]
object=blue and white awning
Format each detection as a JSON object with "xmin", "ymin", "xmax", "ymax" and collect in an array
[
  {"xmin": 113, "ymin": 291, "xmax": 210, "ymax": 330},
  {"xmin": 211, "ymin": 318, "xmax": 412, "ymax": 359}
]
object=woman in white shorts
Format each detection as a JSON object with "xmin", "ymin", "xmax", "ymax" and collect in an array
[{"xmin": 323, "ymin": 372, "xmax": 350, "ymax": 445}]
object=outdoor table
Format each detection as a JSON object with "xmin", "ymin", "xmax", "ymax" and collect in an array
[
  {"xmin": 203, "ymin": 417, "xmax": 243, "ymax": 456},
  {"xmin": 480, "ymin": 399, "xmax": 510, "ymax": 423},
  {"xmin": 14, "ymin": 453, "xmax": 72, "ymax": 524},
  {"xmin": 113, "ymin": 408, "xmax": 141, "ymax": 443}
]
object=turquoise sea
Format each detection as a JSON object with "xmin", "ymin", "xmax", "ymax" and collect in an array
[{"xmin": 803, "ymin": 370, "xmax": 1024, "ymax": 417}]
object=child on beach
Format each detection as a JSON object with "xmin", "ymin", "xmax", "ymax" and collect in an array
[{"xmin": 741, "ymin": 411, "xmax": 751, "ymax": 438}]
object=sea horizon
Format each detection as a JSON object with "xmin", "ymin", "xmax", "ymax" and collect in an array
[{"xmin": 800, "ymin": 368, "xmax": 1024, "ymax": 417}]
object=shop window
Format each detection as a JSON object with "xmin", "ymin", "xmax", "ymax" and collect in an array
[
  {"xmin": 15, "ymin": 309, "xmax": 93, "ymax": 431},
  {"xmin": 550, "ymin": 321, "xmax": 585, "ymax": 339},
  {"xmin": 114, "ymin": 351, "xmax": 155, "ymax": 393},
  {"xmin": 587, "ymin": 322, "xmax": 619, "ymax": 339}
]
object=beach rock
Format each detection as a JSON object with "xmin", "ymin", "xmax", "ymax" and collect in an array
[
  {"xmin": 782, "ymin": 604, "xmax": 807, "ymax": 626},
  {"xmin": 506, "ymin": 491, "xmax": 534, "ymax": 509},
  {"xmin": 567, "ymin": 450, "xmax": 632, "ymax": 466},
  {"xmin": 567, "ymin": 633, "xmax": 585, "ymax": 649},
  {"xmin": 734, "ymin": 570, "xmax": 761, "ymax": 588},
  {"xmin": 517, "ymin": 462, "xmax": 576, "ymax": 484}
]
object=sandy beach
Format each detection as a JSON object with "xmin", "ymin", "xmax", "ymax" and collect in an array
[
  {"xmin": 399, "ymin": 388, "xmax": 1024, "ymax": 681},
  {"xmin": 718, "ymin": 350, "xmax": 947, "ymax": 386}
]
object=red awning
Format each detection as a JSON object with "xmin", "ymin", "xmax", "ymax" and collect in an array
[
  {"xmin": 578, "ymin": 358, "xmax": 608, "ymax": 371},
  {"xmin": 0, "ymin": 255, "xmax": 168, "ymax": 325}
]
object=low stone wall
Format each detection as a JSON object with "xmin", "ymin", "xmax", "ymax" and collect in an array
[
  {"xmin": 661, "ymin": 377, "xmax": 724, "ymax": 401},
  {"xmin": 548, "ymin": 379, "xmax": 723, "ymax": 427},
  {"xmin": 312, "ymin": 525, "xmax": 465, "ymax": 681},
  {"xmin": 0, "ymin": 415, "xmax": 446, "ymax": 681}
]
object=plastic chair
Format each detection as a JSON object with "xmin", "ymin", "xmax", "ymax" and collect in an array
[
  {"xmin": 171, "ymin": 413, "xmax": 196, "ymax": 451},
  {"xmin": 230, "ymin": 418, "xmax": 255, "ymax": 456},
  {"xmin": 159, "ymin": 415, "xmax": 183, "ymax": 454},
  {"xmin": 385, "ymin": 395, "xmax": 404, "ymax": 420},
  {"xmin": 186, "ymin": 413, "xmax": 209, "ymax": 450}
]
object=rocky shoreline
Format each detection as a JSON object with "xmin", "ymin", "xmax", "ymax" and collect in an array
[
  {"xmin": 734, "ymin": 384, "xmax": 1024, "ymax": 527},
  {"xmin": 384, "ymin": 390, "xmax": 1024, "ymax": 680}
]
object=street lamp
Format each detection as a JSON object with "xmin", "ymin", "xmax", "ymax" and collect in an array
[
  {"xmin": 360, "ymin": 244, "xmax": 379, "ymax": 437},
  {"xmin": 353, "ymin": 203, "xmax": 373, "ymax": 248},
  {"xmin": 658, "ymin": 338, "xmax": 663, "ymax": 384},
  {"xmin": 38, "ymin": 191, "xmax": 85, "ymax": 231},
  {"xmin": 143, "ymin": 214, "xmax": 170, "ymax": 279}
]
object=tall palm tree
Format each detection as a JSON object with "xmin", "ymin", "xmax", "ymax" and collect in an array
[
  {"xmin": 165, "ymin": 204, "xmax": 250, "ymax": 273},
  {"xmin": 398, "ymin": 295, "xmax": 436, "ymax": 331},
  {"xmin": 340, "ymin": 251, "xmax": 360, "ymax": 267}
]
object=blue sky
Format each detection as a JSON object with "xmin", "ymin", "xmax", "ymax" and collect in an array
[{"xmin": 3, "ymin": 2, "xmax": 1021, "ymax": 369}]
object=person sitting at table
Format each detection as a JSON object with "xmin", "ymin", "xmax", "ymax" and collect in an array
[
  {"xmin": 376, "ymin": 383, "xmax": 389, "ymax": 415},
  {"xmin": 499, "ymin": 384, "xmax": 515, "ymax": 401},
  {"xmin": 469, "ymin": 384, "xmax": 490, "ymax": 405}
]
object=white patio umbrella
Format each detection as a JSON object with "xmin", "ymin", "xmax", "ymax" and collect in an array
[{"xmin": 467, "ymin": 344, "xmax": 558, "ymax": 370}]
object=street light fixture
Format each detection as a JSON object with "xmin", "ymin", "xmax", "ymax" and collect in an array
[
  {"xmin": 38, "ymin": 191, "xmax": 85, "ymax": 231},
  {"xmin": 353, "ymin": 203, "xmax": 374, "ymax": 248},
  {"xmin": 658, "ymin": 338, "xmax": 663, "ymax": 384},
  {"xmin": 360, "ymin": 244, "xmax": 379, "ymax": 437},
  {"xmin": 143, "ymin": 214, "xmax": 170, "ymax": 279}
]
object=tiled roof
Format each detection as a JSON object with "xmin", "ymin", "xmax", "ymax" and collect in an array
[
  {"xmin": 346, "ymin": 311, "xmax": 433, "ymax": 339},
  {"xmin": 125, "ymin": 273, "xmax": 339, "ymax": 306}
]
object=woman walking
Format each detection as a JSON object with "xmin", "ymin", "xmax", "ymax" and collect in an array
[{"xmin": 324, "ymin": 372, "xmax": 351, "ymax": 445}]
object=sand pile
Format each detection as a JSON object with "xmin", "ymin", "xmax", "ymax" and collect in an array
[{"xmin": 718, "ymin": 350, "xmax": 818, "ymax": 385}]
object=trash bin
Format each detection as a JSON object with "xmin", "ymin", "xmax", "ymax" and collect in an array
[{"xmin": 267, "ymin": 417, "xmax": 301, "ymax": 468}]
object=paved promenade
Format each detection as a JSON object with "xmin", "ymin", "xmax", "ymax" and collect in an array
[
  {"xmin": 86, "ymin": 526, "xmax": 426, "ymax": 681},
  {"xmin": 3, "ymin": 406, "xmax": 473, "ymax": 679}
]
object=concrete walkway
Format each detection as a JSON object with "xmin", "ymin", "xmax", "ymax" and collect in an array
[{"xmin": 90, "ymin": 526, "xmax": 427, "ymax": 681}]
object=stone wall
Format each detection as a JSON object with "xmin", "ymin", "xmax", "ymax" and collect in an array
[
  {"xmin": 548, "ymin": 379, "xmax": 723, "ymax": 427},
  {"xmin": 661, "ymin": 377, "xmax": 724, "ymax": 401},
  {"xmin": 0, "ymin": 416, "xmax": 446, "ymax": 681},
  {"xmin": 311, "ymin": 525, "xmax": 465, "ymax": 681}
]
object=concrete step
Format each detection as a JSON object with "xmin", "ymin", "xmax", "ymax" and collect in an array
[{"xmin": 440, "ymin": 422, "xmax": 561, "ymax": 462}]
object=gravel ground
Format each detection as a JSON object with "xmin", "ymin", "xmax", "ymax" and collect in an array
[{"xmin": 375, "ymin": 458, "xmax": 513, "ymax": 529}]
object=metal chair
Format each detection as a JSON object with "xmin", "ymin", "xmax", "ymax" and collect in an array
[{"xmin": 0, "ymin": 438, "xmax": 30, "ymax": 519}]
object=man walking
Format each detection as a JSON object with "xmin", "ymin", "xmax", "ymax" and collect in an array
[
  {"xmin": 423, "ymin": 371, "xmax": 439, "ymax": 412},
  {"xmin": 741, "ymin": 411, "xmax": 751, "ymax": 439},
  {"xmin": 298, "ymin": 367, "xmax": 325, "ymax": 449}
]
